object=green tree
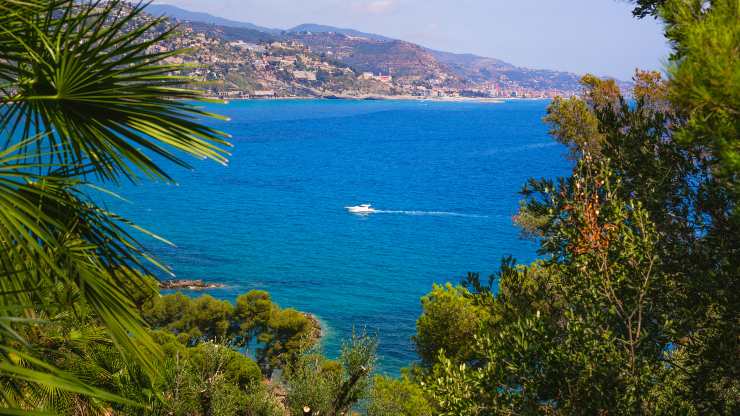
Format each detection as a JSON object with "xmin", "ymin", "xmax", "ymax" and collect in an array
[
  {"xmin": 414, "ymin": 283, "xmax": 487, "ymax": 367},
  {"xmin": 424, "ymin": 137, "xmax": 693, "ymax": 415},
  {"xmin": 257, "ymin": 308, "xmax": 318, "ymax": 373},
  {"xmin": 419, "ymin": 0, "xmax": 739, "ymax": 410},
  {"xmin": 143, "ymin": 293, "xmax": 236, "ymax": 344},
  {"xmin": 631, "ymin": 0, "xmax": 668, "ymax": 18},
  {"xmin": 146, "ymin": 340, "xmax": 279, "ymax": 416},
  {"xmin": 368, "ymin": 375, "xmax": 433, "ymax": 416},
  {"xmin": 187, "ymin": 342, "xmax": 262, "ymax": 416},
  {"xmin": 285, "ymin": 331, "xmax": 377, "ymax": 416},
  {"xmin": 142, "ymin": 288, "xmax": 322, "ymax": 379},
  {"xmin": 234, "ymin": 290, "xmax": 274, "ymax": 347},
  {"xmin": 659, "ymin": 1, "xmax": 739, "ymax": 411}
]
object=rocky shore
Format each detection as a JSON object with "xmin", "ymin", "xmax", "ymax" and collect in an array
[
  {"xmin": 159, "ymin": 279, "xmax": 226, "ymax": 290},
  {"xmin": 302, "ymin": 312, "xmax": 324, "ymax": 342}
]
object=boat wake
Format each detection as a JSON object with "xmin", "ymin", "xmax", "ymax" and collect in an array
[
  {"xmin": 373, "ymin": 210, "xmax": 488, "ymax": 218},
  {"xmin": 345, "ymin": 203, "xmax": 488, "ymax": 218}
]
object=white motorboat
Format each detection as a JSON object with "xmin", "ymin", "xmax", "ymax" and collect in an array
[{"xmin": 345, "ymin": 204, "xmax": 376, "ymax": 214}]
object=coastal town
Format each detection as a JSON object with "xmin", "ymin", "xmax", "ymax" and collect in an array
[{"xmin": 139, "ymin": 8, "xmax": 586, "ymax": 100}]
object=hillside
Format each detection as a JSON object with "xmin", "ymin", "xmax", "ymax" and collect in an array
[
  {"xmin": 287, "ymin": 32, "xmax": 459, "ymax": 82},
  {"xmin": 145, "ymin": 4, "xmax": 599, "ymax": 98}
]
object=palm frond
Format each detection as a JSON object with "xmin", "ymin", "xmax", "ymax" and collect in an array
[
  {"xmin": 0, "ymin": 0, "xmax": 234, "ymax": 410},
  {"xmin": 0, "ymin": 0, "xmax": 231, "ymax": 183},
  {"xmin": 0, "ymin": 347, "xmax": 141, "ymax": 408}
]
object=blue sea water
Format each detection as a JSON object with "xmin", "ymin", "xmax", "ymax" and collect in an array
[{"xmin": 105, "ymin": 99, "xmax": 570, "ymax": 374}]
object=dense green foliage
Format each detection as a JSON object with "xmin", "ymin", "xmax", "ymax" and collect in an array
[
  {"xmin": 146, "ymin": 338, "xmax": 283, "ymax": 416},
  {"xmin": 284, "ymin": 331, "xmax": 377, "ymax": 416},
  {"xmin": 414, "ymin": 283, "xmax": 487, "ymax": 366},
  {"xmin": 17, "ymin": 279, "xmax": 286, "ymax": 415},
  {"xmin": 142, "ymin": 289, "xmax": 319, "ymax": 373},
  {"xmin": 631, "ymin": 0, "xmax": 668, "ymax": 18},
  {"xmin": 368, "ymin": 375, "xmax": 433, "ymax": 416},
  {"xmin": 410, "ymin": 1, "xmax": 739, "ymax": 414},
  {"xmin": 24, "ymin": 278, "xmax": 348, "ymax": 415}
]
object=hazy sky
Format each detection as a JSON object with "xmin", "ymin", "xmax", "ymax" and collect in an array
[{"xmin": 154, "ymin": 0, "xmax": 669, "ymax": 80}]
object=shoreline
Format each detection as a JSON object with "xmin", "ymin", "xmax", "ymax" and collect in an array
[
  {"xmin": 206, "ymin": 95, "xmax": 550, "ymax": 104},
  {"xmin": 159, "ymin": 279, "xmax": 226, "ymax": 290},
  {"xmin": 302, "ymin": 312, "xmax": 325, "ymax": 342}
]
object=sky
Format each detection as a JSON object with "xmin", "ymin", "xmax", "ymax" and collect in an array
[{"xmin": 154, "ymin": 0, "xmax": 670, "ymax": 80}]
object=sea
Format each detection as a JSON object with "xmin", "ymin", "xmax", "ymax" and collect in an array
[{"xmin": 104, "ymin": 99, "xmax": 571, "ymax": 374}]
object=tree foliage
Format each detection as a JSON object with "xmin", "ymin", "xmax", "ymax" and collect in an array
[
  {"xmin": 414, "ymin": 283, "xmax": 487, "ymax": 367},
  {"xmin": 630, "ymin": 0, "xmax": 668, "ymax": 18},
  {"xmin": 368, "ymin": 375, "xmax": 433, "ymax": 416},
  {"xmin": 140, "ymin": 289, "xmax": 320, "ymax": 375},
  {"xmin": 13, "ymin": 282, "xmax": 286, "ymax": 416},
  {"xmin": 285, "ymin": 331, "xmax": 377, "ymax": 416},
  {"xmin": 416, "ymin": 1, "xmax": 739, "ymax": 412}
]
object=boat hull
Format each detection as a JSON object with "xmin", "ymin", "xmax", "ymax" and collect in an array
[{"xmin": 346, "ymin": 204, "xmax": 376, "ymax": 214}]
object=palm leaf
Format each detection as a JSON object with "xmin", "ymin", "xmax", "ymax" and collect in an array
[
  {"xmin": 0, "ymin": 0, "xmax": 234, "ymax": 410},
  {"xmin": 0, "ymin": 0, "xmax": 231, "ymax": 183}
]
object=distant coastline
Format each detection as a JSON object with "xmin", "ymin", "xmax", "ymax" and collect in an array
[{"xmin": 207, "ymin": 94, "xmax": 518, "ymax": 104}]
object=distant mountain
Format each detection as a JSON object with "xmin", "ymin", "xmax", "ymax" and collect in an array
[
  {"xmin": 146, "ymin": 4, "xmax": 282, "ymax": 35},
  {"xmin": 288, "ymin": 24, "xmax": 393, "ymax": 42},
  {"xmin": 429, "ymin": 50, "xmax": 514, "ymax": 82},
  {"xmin": 430, "ymin": 50, "xmax": 510, "ymax": 67},
  {"xmin": 427, "ymin": 49, "xmax": 583, "ymax": 91},
  {"xmin": 186, "ymin": 21, "xmax": 279, "ymax": 44},
  {"xmin": 145, "ymin": 4, "xmax": 396, "ymax": 43}
]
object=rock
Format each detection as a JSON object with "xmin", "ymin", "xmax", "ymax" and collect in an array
[
  {"xmin": 302, "ymin": 312, "xmax": 324, "ymax": 341},
  {"xmin": 159, "ymin": 279, "xmax": 225, "ymax": 290}
]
